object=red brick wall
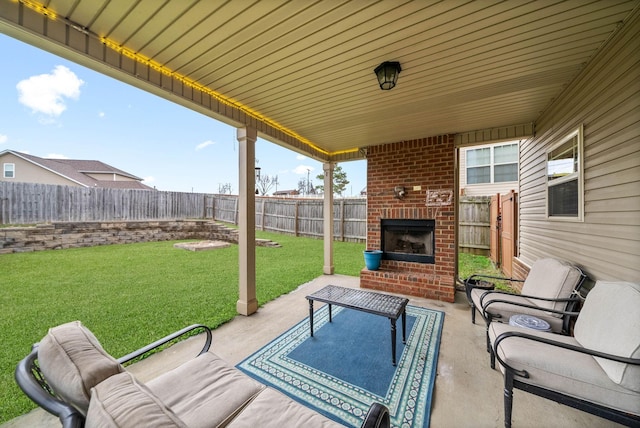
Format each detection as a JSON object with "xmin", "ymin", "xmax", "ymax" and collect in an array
[{"xmin": 360, "ymin": 136, "xmax": 456, "ymax": 302}]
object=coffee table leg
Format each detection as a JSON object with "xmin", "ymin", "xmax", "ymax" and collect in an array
[
  {"xmin": 390, "ymin": 318, "xmax": 397, "ymax": 366},
  {"xmin": 402, "ymin": 309, "xmax": 407, "ymax": 344},
  {"xmin": 328, "ymin": 304, "xmax": 332, "ymax": 322},
  {"xmin": 308, "ymin": 299, "xmax": 314, "ymax": 337}
]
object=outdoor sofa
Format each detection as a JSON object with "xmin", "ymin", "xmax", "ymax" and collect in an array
[
  {"xmin": 15, "ymin": 321, "xmax": 390, "ymax": 428},
  {"xmin": 489, "ymin": 280, "xmax": 640, "ymax": 428}
]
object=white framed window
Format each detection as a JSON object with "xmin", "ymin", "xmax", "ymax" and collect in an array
[
  {"xmin": 546, "ymin": 125, "xmax": 584, "ymax": 221},
  {"xmin": 3, "ymin": 163, "xmax": 15, "ymax": 178},
  {"xmin": 466, "ymin": 142, "xmax": 518, "ymax": 184}
]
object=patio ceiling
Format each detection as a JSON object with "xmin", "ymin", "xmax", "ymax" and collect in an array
[{"xmin": 1, "ymin": 0, "xmax": 638, "ymax": 161}]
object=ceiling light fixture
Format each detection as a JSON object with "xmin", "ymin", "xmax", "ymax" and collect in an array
[{"xmin": 374, "ymin": 61, "xmax": 402, "ymax": 90}]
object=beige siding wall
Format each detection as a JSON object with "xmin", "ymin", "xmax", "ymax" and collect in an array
[
  {"xmin": 0, "ymin": 153, "xmax": 79, "ymax": 186},
  {"xmin": 86, "ymin": 172, "xmax": 137, "ymax": 181},
  {"xmin": 518, "ymin": 10, "xmax": 640, "ymax": 283}
]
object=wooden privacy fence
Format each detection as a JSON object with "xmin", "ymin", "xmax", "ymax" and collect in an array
[
  {"xmin": 1, "ymin": 182, "xmax": 490, "ymax": 248},
  {"xmin": 458, "ymin": 196, "xmax": 491, "ymax": 255},
  {"xmin": 0, "ymin": 182, "xmax": 366, "ymax": 242}
]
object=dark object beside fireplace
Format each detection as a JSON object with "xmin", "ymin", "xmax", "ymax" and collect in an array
[{"xmin": 381, "ymin": 219, "xmax": 435, "ymax": 263}]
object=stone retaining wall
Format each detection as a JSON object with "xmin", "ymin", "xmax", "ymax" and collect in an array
[{"xmin": 0, "ymin": 220, "xmax": 241, "ymax": 254}]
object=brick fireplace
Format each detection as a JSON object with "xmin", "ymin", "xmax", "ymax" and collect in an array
[{"xmin": 360, "ymin": 135, "xmax": 456, "ymax": 302}]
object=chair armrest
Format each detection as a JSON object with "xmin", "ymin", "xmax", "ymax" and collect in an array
[
  {"xmin": 478, "ymin": 288, "xmax": 578, "ymax": 309},
  {"xmin": 117, "ymin": 324, "xmax": 212, "ymax": 365},
  {"xmin": 492, "ymin": 330, "xmax": 640, "ymax": 378},
  {"xmin": 480, "ymin": 289, "xmax": 582, "ymax": 318},
  {"xmin": 361, "ymin": 402, "xmax": 390, "ymax": 428},
  {"xmin": 14, "ymin": 345, "xmax": 84, "ymax": 428}
]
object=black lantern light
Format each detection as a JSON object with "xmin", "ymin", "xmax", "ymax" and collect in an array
[
  {"xmin": 374, "ymin": 61, "xmax": 402, "ymax": 90},
  {"xmin": 255, "ymin": 167, "xmax": 261, "ymax": 195}
]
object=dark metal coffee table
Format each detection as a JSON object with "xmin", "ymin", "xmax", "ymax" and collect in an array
[{"xmin": 306, "ymin": 285, "xmax": 409, "ymax": 365}]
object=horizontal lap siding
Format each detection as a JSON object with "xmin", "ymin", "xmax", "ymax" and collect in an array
[{"xmin": 518, "ymin": 10, "xmax": 640, "ymax": 282}]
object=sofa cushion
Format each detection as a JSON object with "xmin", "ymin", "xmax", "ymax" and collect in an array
[
  {"xmin": 574, "ymin": 281, "xmax": 640, "ymax": 392},
  {"xmin": 490, "ymin": 322, "xmax": 640, "ymax": 416},
  {"xmin": 521, "ymin": 258, "xmax": 582, "ymax": 313},
  {"xmin": 227, "ymin": 387, "xmax": 346, "ymax": 428},
  {"xmin": 146, "ymin": 352, "xmax": 265, "ymax": 428},
  {"xmin": 37, "ymin": 321, "xmax": 124, "ymax": 413},
  {"xmin": 87, "ymin": 371, "xmax": 187, "ymax": 428}
]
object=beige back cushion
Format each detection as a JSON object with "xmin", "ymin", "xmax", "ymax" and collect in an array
[
  {"xmin": 87, "ymin": 371, "xmax": 187, "ymax": 428},
  {"xmin": 574, "ymin": 281, "xmax": 640, "ymax": 392},
  {"xmin": 521, "ymin": 258, "xmax": 582, "ymax": 312},
  {"xmin": 37, "ymin": 321, "xmax": 124, "ymax": 413}
]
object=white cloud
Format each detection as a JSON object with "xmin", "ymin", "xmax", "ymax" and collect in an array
[
  {"xmin": 98, "ymin": 111, "xmax": 105, "ymax": 118},
  {"xmin": 16, "ymin": 65, "xmax": 84, "ymax": 117},
  {"xmin": 142, "ymin": 176, "xmax": 155, "ymax": 184},
  {"xmin": 296, "ymin": 154, "xmax": 307, "ymax": 160},
  {"xmin": 293, "ymin": 165, "xmax": 314, "ymax": 175},
  {"xmin": 196, "ymin": 140, "xmax": 215, "ymax": 150},
  {"xmin": 0, "ymin": 134, "xmax": 7, "ymax": 144},
  {"xmin": 46, "ymin": 153, "xmax": 68, "ymax": 159}
]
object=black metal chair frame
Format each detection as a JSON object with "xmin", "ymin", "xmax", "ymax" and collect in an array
[
  {"xmin": 15, "ymin": 324, "xmax": 213, "ymax": 428},
  {"xmin": 466, "ymin": 270, "xmax": 587, "ymax": 356},
  {"xmin": 493, "ymin": 330, "xmax": 640, "ymax": 428}
]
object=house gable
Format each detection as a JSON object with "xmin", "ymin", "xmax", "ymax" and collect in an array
[{"xmin": 0, "ymin": 150, "xmax": 151, "ymax": 190}]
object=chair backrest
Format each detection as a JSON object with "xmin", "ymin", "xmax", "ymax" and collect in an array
[
  {"xmin": 37, "ymin": 321, "xmax": 124, "ymax": 414},
  {"xmin": 521, "ymin": 258, "xmax": 584, "ymax": 312},
  {"xmin": 574, "ymin": 281, "xmax": 640, "ymax": 393}
]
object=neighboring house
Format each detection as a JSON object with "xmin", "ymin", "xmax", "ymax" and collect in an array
[
  {"xmin": 459, "ymin": 141, "xmax": 520, "ymax": 197},
  {"xmin": 272, "ymin": 189, "xmax": 300, "ymax": 196},
  {"xmin": 0, "ymin": 150, "xmax": 152, "ymax": 190}
]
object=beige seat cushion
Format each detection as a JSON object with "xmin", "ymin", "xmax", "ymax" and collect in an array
[
  {"xmin": 146, "ymin": 352, "xmax": 265, "ymax": 428},
  {"xmin": 489, "ymin": 322, "xmax": 640, "ymax": 416},
  {"xmin": 227, "ymin": 387, "xmax": 346, "ymax": 428},
  {"xmin": 87, "ymin": 371, "xmax": 187, "ymax": 428},
  {"xmin": 574, "ymin": 281, "xmax": 640, "ymax": 392},
  {"xmin": 37, "ymin": 321, "xmax": 124, "ymax": 413},
  {"xmin": 520, "ymin": 258, "xmax": 582, "ymax": 312}
]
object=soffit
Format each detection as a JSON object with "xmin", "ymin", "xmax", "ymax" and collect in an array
[{"xmin": 1, "ymin": 0, "xmax": 637, "ymax": 160}]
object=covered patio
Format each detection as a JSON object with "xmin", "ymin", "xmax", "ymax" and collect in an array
[
  {"xmin": 4, "ymin": 276, "xmax": 625, "ymax": 428},
  {"xmin": 2, "ymin": 1, "xmax": 638, "ymax": 426}
]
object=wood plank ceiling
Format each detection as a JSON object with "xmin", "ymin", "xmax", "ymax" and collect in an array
[{"xmin": 1, "ymin": 0, "xmax": 638, "ymax": 161}]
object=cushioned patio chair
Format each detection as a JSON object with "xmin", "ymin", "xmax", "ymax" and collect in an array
[
  {"xmin": 489, "ymin": 281, "xmax": 640, "ymax": 428},
  {"xmin": 466, "ymin": 258, "xmax": 587, "ymax": 336},
  {"xmin": 16, "ymin": 321, "xmax": 390, "ymax": 428}
]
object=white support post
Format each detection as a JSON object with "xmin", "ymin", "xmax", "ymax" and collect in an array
[
  {"xmin": 236, "ymin": 127, "xmax": 258, "ymax": 316},
  {"xmin": 323, "ymin": 162, "xmax": 335, "ymax": 275}
]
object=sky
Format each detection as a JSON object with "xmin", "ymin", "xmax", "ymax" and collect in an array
[{"xmin": 0, "ymin": 34, "xmax": 367, "ymax": 196}]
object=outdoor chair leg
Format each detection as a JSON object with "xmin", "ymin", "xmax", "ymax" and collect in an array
[
  {"xmin": 504, "ymin": 372, "xmax": 514, "ymax": 428},
  {"xmin": 471, "ymin": 304, "xmax": 476, "ymax": 324}
]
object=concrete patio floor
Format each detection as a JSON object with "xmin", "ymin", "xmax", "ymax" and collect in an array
[{"xmin": 3, "ymin": 274, "xmax": 623, "ymax": 428}]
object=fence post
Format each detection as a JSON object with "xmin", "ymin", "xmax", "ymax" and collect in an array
[
  {"xmin": 294, "ymin": 200, "xmax": 299, "ymax": 237},
  {"xmin": 339, "ymin": 199, "xmax": 345, "ymax": 241}
]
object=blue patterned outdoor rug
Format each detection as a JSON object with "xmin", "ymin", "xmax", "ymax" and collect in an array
[{"xmin": 237, "ymin": 304, "xmax": 444, "ymax": 427}]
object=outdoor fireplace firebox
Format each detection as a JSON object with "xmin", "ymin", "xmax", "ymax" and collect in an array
[{"xmin": 381, "ymin": 219, "xmax": 435, "ymax": 264}]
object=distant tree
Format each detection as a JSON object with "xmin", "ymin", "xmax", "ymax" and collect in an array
[
  {"xmin": 257, "ymin": 174, "xmax": 278, "ymax": 195},
  {"xmin": 218, "ymin": 183, "xmax": 233, "ymax": 194},
  {"xmin": 315, "ymin": 164, "xmax": 349, "ymax": 196}
]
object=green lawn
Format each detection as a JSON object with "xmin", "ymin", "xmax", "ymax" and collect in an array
[
  {"xmin": 0, "ymin": 234, "xmax": 499, "ymax": 423},
  {"xmin": 0, "ymin": 231, "xmax": 364, "ymax": 422}
]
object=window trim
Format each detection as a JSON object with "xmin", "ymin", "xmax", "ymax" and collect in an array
[
  {"xmin": 3, "ymin": 163, "xmax": 15, "ymax": 179},
  {"xmin": 546, "ymin": 125, "xmax": 584, "ymax": 222}
]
